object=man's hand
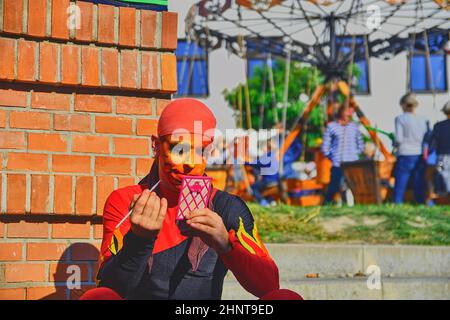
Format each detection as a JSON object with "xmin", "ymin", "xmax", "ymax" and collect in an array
[
  {"xmin": 185, "ymin": 208, "xmax": 231, "ymax": 255},
  {"xmin": 129, "ymin": 189, "xmax": 167, "ymax": 240}
]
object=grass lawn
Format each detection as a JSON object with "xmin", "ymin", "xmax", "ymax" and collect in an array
[{"xmin": 248, "ymin": 203, "xmax": 450, "ymax": 246}]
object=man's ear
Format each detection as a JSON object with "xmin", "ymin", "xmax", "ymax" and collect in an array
[{"xmin": 151, "ymin": 135, "xmax": 160, "ymax": 158}]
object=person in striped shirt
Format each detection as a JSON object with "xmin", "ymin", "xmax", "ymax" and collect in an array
[{"xmin": 321, "ymin": 104, "xmax": 365, "ymax": 204}]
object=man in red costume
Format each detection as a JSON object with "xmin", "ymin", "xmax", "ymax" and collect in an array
[{"xmin": 80, "ymin": 99, "xmax": 302, "ymax": 300}]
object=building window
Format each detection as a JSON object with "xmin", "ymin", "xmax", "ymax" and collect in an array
[
  {"xmin": 409, "ymin": 31, "xmax": 448, "ymax": 93},
  {"xmin": 336, "ymin": 35, "xmax": 370, "ymax": 95},
  {"xmin": 175, "ymin": 39, "xmax": 209, "ymax": 97}
]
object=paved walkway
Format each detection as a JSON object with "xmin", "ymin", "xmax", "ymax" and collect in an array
[{"xmin": 221, "ymin": 244, "xmax": 450, "ymax": 300}]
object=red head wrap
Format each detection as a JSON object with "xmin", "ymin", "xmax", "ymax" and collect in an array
[{"xmin": 157, "ymin": 98, "xmax": 216, "ymax": 141}]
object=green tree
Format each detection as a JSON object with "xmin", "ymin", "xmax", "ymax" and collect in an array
[{"xmin": 222, "ymin": 59, "xmax": 326, "ymax": 148}]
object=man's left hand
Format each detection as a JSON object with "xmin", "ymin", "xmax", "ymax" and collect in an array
[{"xmin": 185, "ymin": 209, "xmax": 231, "ymax": 255}]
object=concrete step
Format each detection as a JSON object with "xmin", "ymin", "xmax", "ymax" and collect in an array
[
  {"xmin": 263, "ymin": 244, "xmax": 450, "ymax": 279},
  {"xmin": 222, "ymin": 276, "xmax": 450, "ymax": 300}
]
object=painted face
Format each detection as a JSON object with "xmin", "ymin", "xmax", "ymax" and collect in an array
[{"xmin": 154, "ymin": 134, "xmax": 213, "ymax": 189}]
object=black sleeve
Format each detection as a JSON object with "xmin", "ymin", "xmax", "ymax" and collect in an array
[
  {"xmin": 212, "ymin": 191, "xmax": 256, "ymax": 234},
  {"xmin": 97, "ymin": 231, "xmax": 155, "ymax": 298}
]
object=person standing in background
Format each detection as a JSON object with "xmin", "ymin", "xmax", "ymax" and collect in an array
[
  {"xmin": 321, "ymin": 104, "xmax": 365, "ymax": 205},
  {"xmin": 428, "ymin": 101, "xmax": 450, "ymax": 198},
  {"xmin": 393, "ymin": 93, "xmax": 431, "ymax": 204}
]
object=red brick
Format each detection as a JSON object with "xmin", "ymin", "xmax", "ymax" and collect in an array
[
  {"xmin": 116, "ymin": 96, "xmax": 152, "ymax": 115},
  {"xmin": 10, "ymin": 111, "xmax": 51, "ymax": 130},
  {"xmin": 31, "ymin": 91, "xmax": 71, "ymax": 111},
  {"xmin": 0, "ymin": 222, "xmax": 4, "ymax": 237},
  {"xmin": 0, "ymin": 288, "xmax": 25, "ymax": 300},
  {"xmin": 75, "ymin": 94, "xmax": 112, "ymax": 113},
  {"xmin": 93, "ymin": 224, "xmax": 103, "ymax": 239},
  {"xmin": 0, "ymin": 131, "xmax": 25, "ymax": 149},
  {"xmin": 95, "ymin": 157, "xmax": 131, "ymax": 175},
  {"xmin": 114, "ymin": 137, "xmax": 149, "ymax": 155},
  {"xmin": 54, "ymin": 114, "xmax": 91, "ymax": 132},
  {"xmin": 50, "ymin": 263, "xmax": 89, "ymax": 282},
  {"xmin": 0, "ymin": 38, "xmax": 16, "ymax": 80},
  {"xmin": 61, "ymin": 44, "xmax": 80, "ymax": 85},
  {"xmin": 161, "ymin": 12, "xmax": 178, "ymax": 50},
  {"xmin": 101, "ymin": 48, "xmax": 119, "ymax": 87},
  {"xmin": 0, "ymin": 110, "xmax": 5, "ymax": 127},
  {"xmin": 27, "ymin": 287, "xmax": 66, "ymax": 300},
  {"xmin": 96, "ymin": 176, "xmax": 115, "ymax": 215},
  {"xmin": 161, "ymin": 53, "xmax": 177, "ymax": 92},
  {"xmin": 7, "ymin": 174, "xmax": 26, "ymax": 213},
  {"xmin": 72, "ymin": 135, "xmax": 109, "ymax": 154},
  {"xmin": 3, "ymin": 0, "xmax": 24, "ymax": 34},
  {"xmin": 52, "ymin": 222, "xmax": 90, "ymax": 239},
  {"xmin": 75, "ymin": 176, "xmax": 93, "ymax": 215},
  {"xmin": 7, "ymin": 221, "xmax": 49, "ymax": 238},
  {"xmin": 97, "ymin": 4, "xmax": 116, "ymax": 44},
  {"xmin": 0, "ymin": 89, "xmax": 28, "ymax": 107},
  {"xmin": 7, "ymin": 153, "xmax": 48, "ymax": 171},
  {"xmin": 5, "ymin": 263, "xmax": 46, "ymax": 282},
  {"xmin": 95, "ymin": 115, "xmax": 133, "ymax": 135},
  {"xmin": 119, "ymin": 7, "xmax": 136, "ymax": 47},
  {"xmin": 53, "ymin": 175, "xmax": 73, "ymax": 214},
  {"xmin": 81, "ymin": 46, "xmax": 100, "ymax": 86},
  {"xmin": 120, "ymin": 50, "xmax": 138, "ymax": 89},
  {"xmin": 17, "ymin": 39, "xmax": 37, "ymax": 81},
  {"xmin": 39, "ymin": 42, "xmax": 58, "ymax": 83},
  {"xmin": 30, "ymin": 175, "xmax": 50, "ymax": 213},
  {"xmin": 70, "ymin": 242, "xmax": 100, "ymax": 261},
  {"xmin": 156, "ymin": 99, "xmax": 171, "ymax": 115},
  {"xmin": 75, "ymin": 1, "xmax": 94, "ymax": 41},
  {"xmin": 51, "ymin": 0, "xmax": 70, "ymax": 39},
  {"xmin": 141, "ymin": 51, "xmax": 158, "ymax": 90},
  {"xmin": 0, "ymin": 243, "xmax": 22, "ymax": 261},
  {"xmin": 136, "ymin": 118, "xmax": 158, "ymax": 136},
  {"xmin": 136, "ymin": 158, "xmax": 153, "ymax": 176},
  {"xmin": 27, "ymin": 0, "xmax": 47, "ymax": 37},
  {"xmin": 28, "ymin": 133, "xmax": 68, "ymax": 152},
  {"xmin": 27, "ymin": 243, "xmax": 68, "ymax": 261},
  {"xmin": 52, "ymin": 154, "xmax": 91, "ymax": 173},
  {"xmin": 117, "ymin": 177, "xmax": 135, "ymax": 188},
  {"xmin": 140, "ymin": 10, "xmax": 157, "ymax": 48}
]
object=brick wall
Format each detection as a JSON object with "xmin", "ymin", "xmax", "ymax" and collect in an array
[{"xmin": 0, "ymin": 0, "xmax": 177, "ymax": 299}]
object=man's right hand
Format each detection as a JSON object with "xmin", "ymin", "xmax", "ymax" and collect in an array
[{"xmin": 129, "ymin": 189, "xmax": 168, "ymax": 240}]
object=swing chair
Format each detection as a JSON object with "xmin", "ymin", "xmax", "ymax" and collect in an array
[{"xmin": 190, "ymin": 0, "xmax": 449, "ymax": 205}]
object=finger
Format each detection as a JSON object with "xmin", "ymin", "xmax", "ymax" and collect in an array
[
  {"xmin": 186, "ymin": 215, "xmax": 216, "ymax": 228},
  {"xmin": 150, "ymin": 194, "xmax": 161, "ymax": 221},
  {"xmin": 132, "ymin": 189, "xmax": 150, "ymax": 216},
  {"xmin": 142, "ymin": 192, "xmax": 158, "ymax": 220},
  {"xmin": 188, "ymin": 221, "xmax": 215, "ymax": 235},
  {"xmin": 156, "ymin": 197, "xmax": 168, "ymax": 223},
  {"xmin": 129, "ymin": 194, "xmax": 140, "ymax": 210},
  {"xmin": 186, "ymin": 208, "xmax": 212, "ymax": 219}
]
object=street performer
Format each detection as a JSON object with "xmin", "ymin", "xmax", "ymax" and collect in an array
[{"xmin": 80, "ymin": 98, "xmax": 302, "ymax": 300}]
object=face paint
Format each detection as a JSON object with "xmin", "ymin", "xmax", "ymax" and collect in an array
[{"xmin": 157, "ymin": 134, "xmax": 213, "ymax": 190}]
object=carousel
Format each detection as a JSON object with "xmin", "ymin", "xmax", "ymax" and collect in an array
[{"xmin": 179, "ymin": 0, "xmax": 450, "ymax": 205}]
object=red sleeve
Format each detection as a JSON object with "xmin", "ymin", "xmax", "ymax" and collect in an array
[
  {"xmin": 98, "ymin": 185, "xmax": 143, "ymax": 268},
  {"xmin": 219, "ymin": 227, "xmax": 280, "ymax": 298}
]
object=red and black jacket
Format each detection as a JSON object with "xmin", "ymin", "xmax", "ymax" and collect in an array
[{"xmin": 97, "ymin": 183, "xmax": 279, "ymax": 299}]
